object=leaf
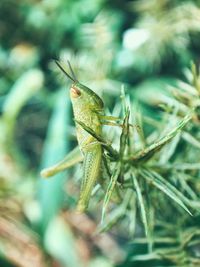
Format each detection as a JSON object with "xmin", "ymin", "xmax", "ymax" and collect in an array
[
  {"xmin": 159, "ymin": 132, "xmax": 181, "ymax": 164},
  {"xmin": 98, "ymin": 189, "xmax": 132, "ymax": 232},
  {"xmin": 98, "ymin": 206, "xmax": 125, "ymax": 232},
  {"xmin": 128, "ymin": 114, "xmax": 192, "ymax": 163},
  {"xmin": 131, "ymin": 252, "xmax": 161, "ymax": 261},
  {"xmin": 37, "ymin": 89, "xmax": 71, "ymax": 233},
  {"xmin": 101, "ymin": 162, "xmax": 121, "ymax": 223},
  {"xmin": 147, "ymin": 162, "xmax": 200, "ymax": 171},
  {"xmin": 44, "ymin": 216, "xmax": 81, "ymax": 267},
  {"xmin": 132, "ymin": 172, "xmax": 149, "ymax": 237},
  {"xmin": 182, "ymin": 131, "xmax": 200, "ymax": 149},
  {"xmin": 150, "ymin": 171, "xmax": 195, "ymax": 210},
  {"xmin": 140, "ymin": 170, "xmax": 192, "ymax": 216},
  {"xmin": 2, "ymin": 69, "xmax": 44, "ymax": 121},
  {"xmin": 119, "ymin": 108, "xmax": 130, "ymax": 158}
]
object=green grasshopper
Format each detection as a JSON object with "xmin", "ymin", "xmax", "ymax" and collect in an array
[
  {"xmin": 41, "ymin": 61, "xmax": 120, "ymax": 212},
  {"xmin": 41, "ymin": 61, "xmax": 192, "ymax": 219}
]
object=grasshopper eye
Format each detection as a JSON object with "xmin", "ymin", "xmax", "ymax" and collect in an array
[{"xmin": 71, "ymin": 86, "xmax": 81, "ymax": 98}]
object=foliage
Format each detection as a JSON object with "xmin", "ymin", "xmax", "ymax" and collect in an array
[{"xmin": 1, "ymin": 0, "xmax": 200, "ymax": 266}]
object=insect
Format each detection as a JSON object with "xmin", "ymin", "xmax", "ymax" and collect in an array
[
  {"xmin": 41, "ymin": 61, "xmax": 120, "ymax": 212},
  {"xmin": 41, "ymin": 61, "xmax": 192, "ymax": 219}
]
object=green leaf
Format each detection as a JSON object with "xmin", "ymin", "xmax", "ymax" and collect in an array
[
  {"xmin": 132, "ymin": 172, "xmax": 149, "ymax": 237},
  {"xmin": 128, "ymin": 114, "xmax": 192, "ymax": 163},
  {"xmin": 98, "ymin": 189, "xmax": 132, "ymax": 232},
  {"xmin": 37, "ymin": 89, "xmax": 71, "ymax": 234},
  {"xmin": 182, "ymin": 131, "xmax": 200, "ymax": 149},
  {"xmin": 141, "ymin": 170, "xmax": 192, "ymax": 216},
  {"xmin": 119, "ymin": 108, "xmax": 130, "ymax": 158},
  {"xmin": 2, "ymin": 69, "xmax": 44, "ymax": 121},
  {"xmin": 44, "ymin": 216, "xmax": 81, "ymax": 267},
  {"xmin": 101, "ymin": 162, "xmax": 121, "ymax": 223},
  {"xmin": 98, "ymin": 206, "xmax": 125, "ymax": 232}
]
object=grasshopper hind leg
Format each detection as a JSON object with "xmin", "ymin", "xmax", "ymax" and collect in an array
[{"xmin": 77, "ymin": 145, "xmax": 102, "ymax": 212}]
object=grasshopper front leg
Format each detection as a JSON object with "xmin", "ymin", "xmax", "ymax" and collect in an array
[{"xmin": 77, "ymin": 144, "xmax": 102, "ymax": 212}]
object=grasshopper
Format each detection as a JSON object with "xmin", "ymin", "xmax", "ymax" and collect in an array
[{"xmin": 41, "ymin": 61, "xmax": 120, "ymax": 212}]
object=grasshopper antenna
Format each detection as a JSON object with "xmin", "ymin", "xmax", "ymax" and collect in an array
[
  {"xmin": 67, "ymin": 60, "xmax": 78, "ymax": 82},
  {"xmin": 55, "ymin": 60, "xmax": 77, "ymax": 83}
]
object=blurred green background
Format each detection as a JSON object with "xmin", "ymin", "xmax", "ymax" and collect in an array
[{"xmin": 1, "ymin": 0, "xmax": 200, "ymax": 267}]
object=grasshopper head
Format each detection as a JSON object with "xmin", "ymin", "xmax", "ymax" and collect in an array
[
  {"xmin": 70, "ymin": 82, "xmax": 104, "ymax": 110},
  {"xmin": 55, "ymin": 60, "xmax": 104, "ymax": 110}
]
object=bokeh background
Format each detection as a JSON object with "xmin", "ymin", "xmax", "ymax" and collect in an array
[{"xmin": 1, "ymin": 0, "xmax": 200, "ymax": 267}]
